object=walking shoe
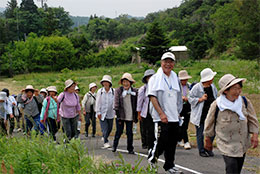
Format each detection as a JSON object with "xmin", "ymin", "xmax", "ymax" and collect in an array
[
  {"xmin": 85, "ymin": 133, "xmax": 88, "ymax": 137},
  {"xmin": 92, "ymin": 134, "xmax": 95, "ymax": 137},
  {"xmin": 177, "ymin": 141, "xmax": 184, "ymax": 147},
  {"xmin": 17, "ymin": 128, "xmax": 22, "ymax": 132},
  {"xmin": 112, "ymin": 146, "xmax": 116, "ymax": 152},
  {"xmin": 148, "ymin": 161, "xmax": 158, "ymax": 172},
  {"xmin": 204, "ymin": 149, "xmax": 214, "ymax": 157},
  {"xmin": 199, "ymin": 151, "xmax": 209, "ymax": 157},
  {"xmin": 184, "ymin": 142, "xmax": 191, "ymax": 150},
  {"xmin": 101, "ymin": 143, "xmax": 111, "ymax": 149},
  {"xmin": 142, "ymin": 145, "xmax": 148, "ymax": 149},
  {"xmin": 166, "ymin": 167, "xmax": 183, "ymax": 174},
  {"xmin": 128, "ymin": 151, "xmax": 135, "ymax": 154}
]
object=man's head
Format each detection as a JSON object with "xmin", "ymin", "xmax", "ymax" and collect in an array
[{"xmin": 161, "ymin": 52, "xmax": 175, "ymax": 76}]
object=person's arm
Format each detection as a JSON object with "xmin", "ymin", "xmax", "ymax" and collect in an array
[
  {"xmin": 82, "ymin": 93, "xmax": 88, "ymax": 115},
  {"xmin": 149, "ymin": 96, "xmax": 168, "ymax": 123},
  {"xmin": 35, "ymin": 89, "xmax": 44, "ymax": 103},
  {"xmin": 40, "ymin": 99, "xmax": 47, "ymax": 121},
  {"xmin": 95, "ymin": 89, "xmax": 102, "ymax": 119},
  {"xmin": 113, "ymin": 88, "xmax": 121, "ymax": 119},
  {"xmin": 188, "ymin": 85, "xmax": 207, "ymax": 108},
  {"xmin": 75, "ymin": 93, "xmax": 81, "ymax": 119},
  {"xmin": 137, "ymin": 87, "xmax": 145, "ymax": 121},
  {"xmin": 246, "ymin": 98, "xmax": 259, "ymax": 148}
]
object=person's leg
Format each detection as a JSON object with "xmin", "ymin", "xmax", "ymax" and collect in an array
[
  {"xmin": 62, "ymin": 117, "xmax": 72, "ymax": 140},
  {"xmin": 15, "ymin": 115, "xmax": 20, "ymax": 129},
  {"xmin": 25, "ymin": 115, "xmax": 33, "ymax": 135},
  {"xmin": 163, "ymin": 122, "xmax": 178, "ymax": 171},
  {"xmin": 237, "ymin": 154, "xmax": 246, "ymax": 174},
  {"xmin": 33, "ymin": 114, "xmax": 44, "ymax": 135},
  {"xmin": 47, "ymin": 118, "xmax": 57, "ymax": 141},
  {"xmin": 223, "ymin": 155, "xmax": 240, "ymax": 174},
  {"xmin": 125, "ymin": 121, "xmax": 134, "ymax": 153},
  {"xmin": 182, "ymin": 114, "xmax": 190, "ymax": 143},
  {"xmin": 85, "ymin": 113, "xmax": 91, "ymax": 136},
  {"xmin": 106, "ymin": 118, "xmax": 114, "ymax": 141},
  {"xmin": 140, "ymin": 118, "xmax": 147, "ymax": 148},
  {"xmin": 196, "ymin": 122, "xmax": 206, "ymax": 154},
  {"xmin": 71, "ymin": 115, "xmax": 79, "ymax": 139},
  {"xmin": 112, "ymin": 119, "xmax": 124, "ymax": 151},
  {"xmin": 0, "ymin": 118, "xmax": 7, "ymax": 136},
  {"xmin": 102, "ymin": 119, "xmax": 109, "ymax": 144},
  {"xmin": 91, "ymin": 112, "xmax": 96, "ymax": 137},
  {"xmin": 146, "ymin": 114, "xmax": 155, "ymax": 151}
]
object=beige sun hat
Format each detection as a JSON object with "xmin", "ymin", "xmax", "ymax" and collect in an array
[
  {"xmin": 218, "ymin": 74, "xmax": 246, "ymax": 94},
  {"xmin": 25, "ymin": 85, "xmax": 34, "ymax": 91},
  {"xmin": 0, "ymin": 91, "xmax": 7, "ymax": 101},
  {"xmin": 178, "ymin": 70, "xmax": 192, "ymax": 80},
  {"xmin": 64, "ymin": 79, "xmax": 75, "ymax": 90},
  {"xmin": 200, "ymin": 68, "xmax": 217, "ymax": 83},
  {"xmin": 120, "ymin": 73, "xmax": 135, "ymax": 84},
  {"xmin": 161, "ymin": 52, "xmax": 176, "ymax": 61},
  {"xmin": 100, "ymin": 75, "xmax": 112, "ymax": 86},
  {"xmin": 47, "ymin": 86, "xmax": 57, "ymax": 93},
  {"xmin": 89, "ymin": 83, "xmax": 97, "ymax": 90},
  {"xmin": 40, "ymin": 88, "xmax": 47, "ymax": 94}
]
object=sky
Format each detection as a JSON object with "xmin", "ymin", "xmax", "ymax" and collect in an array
[{"xmin": 0, "ymin": 0, "xmax": 182, "ymax": 18}]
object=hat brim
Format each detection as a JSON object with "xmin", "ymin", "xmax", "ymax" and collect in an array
[
  {"xmin": 100, "ymin": 80, "xmax": 112, "ymax": 86},
  {"xmin": 48, "ymin": 90, "xmax": 57, "ymax": 93},
  {"xmin": 142, "ymin": 74, "xmax": 153, "ymax": 83},
  {"xmin": 200, "ymin": 72, "xmax": 217, "ymax": 82},
  {"xmin": 120, "ymin": 78, "xmax": 136, "ymax": 85},
  {"xmin": 64, "ymin": 82, "xmax": 75, "ymax": 90},
  {"xmin": 25, "ymin": 88, "xmax": 35, "ymax": 92},
  {"xmin": 179, "ymin": 75, "xmax": 192, "ymax": 80},
  {"xmin": 219, "ymin": 78, "xmax": 246, "ymax": 94}
]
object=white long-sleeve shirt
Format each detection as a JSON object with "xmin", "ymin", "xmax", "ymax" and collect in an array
[{"xmin": 95, "ymin": 87, "xmax": 115, "ymax": 121}]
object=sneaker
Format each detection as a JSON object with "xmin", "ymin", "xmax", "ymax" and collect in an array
[
  {"xmin": 92, "ymin": 134, "xmax": 95, "ymax": 138},
  {"xmin": 148, "ymin": 161, "xmax": 158, "ymax": 172},
  {"xmin": 199, "ymin": 151, "xmax": 209, "ymax": 157},
  {"xmin": 17, "ymin": 128, "xmax": 22, "ymax": 132},
  {"xmin": 128, "ymin": 151, "xmax": 135, "ymax": 154},
  {"xmin": 101, "ymin": 143, "xmax": 111, "ymax": 149},
  {"xmin": 184, "ymin": 142, "xmax": 191, "ymax": 150},
  {"xmin": 177, "ymin": 141, "xmax": 184, "ymax": 147},
  {"xmin": 204, "ymin": 149, "xmax": 214, "ymax": 157},
  {"xmin": 166, "ymin": 167, "xmax": 183, "ymax": 174},
  {"xmin": 85, "ymin": 133, "xmax": 88, "ymax": 137},
  {"xmin": 13, "ymin": 128, "xmax": 18, "ymax": 133},
  {"xmin": 112, "ymin": 146, "xmax": 116, "ymax": 152}
]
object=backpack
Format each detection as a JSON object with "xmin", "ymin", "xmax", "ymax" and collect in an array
[
  {"xmin": 43, "ymin": 96, "xmax": 60, "ymax": 123},
  {"xmin": 214, "ymin": 96, "xmax": 248, "ymax": 132},
  {"xmin": 101, "ymin": 88, "xmax": 114, "ymax": 96},
  {"xmin": 59, "ymin": 92, "xmax": 78, "ymax": 104},
  {"xmin": 33, "ymin": 96, "xmax": 42, "ymax": 113}
]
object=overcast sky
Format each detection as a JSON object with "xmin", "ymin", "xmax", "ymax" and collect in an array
[{"xmin": 0, "ymin": 0, "xmax": 182, "ymax": 18}]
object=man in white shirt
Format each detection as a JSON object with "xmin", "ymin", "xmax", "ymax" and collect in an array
[{"xmin": 147, "ymin": 52, "xmax": 183, "ymax": 174}]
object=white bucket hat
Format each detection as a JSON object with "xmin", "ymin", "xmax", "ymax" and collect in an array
[
  {"xmin": 0, "ymin": 92, "xmax": 7, "ymax": 101},
  {"xmin": 161, "ymin": 52, "xmax": 176, "ymax": 61},
  {"xmin": 120, "ymin": 73, "xmax": 136, "ymax": 84},
  {"xmin": 75, "ymin": 86, "xmax": 80, "ymax": 91},
  {"xmin": 40, "ymin": 88, "xmax": 47, "ymax": 94},
  {"xmin": 89, "ymin": 83, "xmax": 97, "ymax": 90},
  {"xmin": 25, "ymin": 85, "xmax": 34, "ymax": 91},
  {"xmin": 64, "ymin": 79, "xmax": 75, "ymax": 90},
  {"xmin": 100, "ymin": 75, "xmax": 112, "ymax": 86},
  {"xmin": 200, "ymin": 68, "xmax": 217, "ymax": 83},
  {"xmin": 178, "ymin": 70, "xmax": 192, "ymax": 80},
  {"xmin": 218, "ymin": 74, "xmax": 246, "ymax": 94},
  {"xmin": 47, "ymin": 86, "xmax": 57, "ymax": 93},
  {"xmin": 142, "ymin": 69, "xmax": 155, "ymax": 83}
]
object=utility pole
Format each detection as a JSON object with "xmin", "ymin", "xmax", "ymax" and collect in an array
[{"xmin": 38, "ymin": 0, "xmax": 47, "ymax": 8}]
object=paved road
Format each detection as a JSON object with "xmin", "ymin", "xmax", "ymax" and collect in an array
[{"xmin": 80, "ymin": 135, "xmax": 259, "ymax": 174}]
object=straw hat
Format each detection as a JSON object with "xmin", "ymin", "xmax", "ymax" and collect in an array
[
  {"xmin": 200, "ymin": 68, "xmax": 217, "ymax": 83},
  {"xmin": 142, "ymin": 69, "xmax": 155, "ymax": 83},
  {"xmin": 100, "ymin": 75, "xmax": 112, "ymax": 86},
  {"xmin": 64, "ymin": 79, "xmax": 75, "ymax": 90},
  {"xmin": 161, "ymin": 52, "xmax": 176, "ymax": 61},
  {"xmin": 178, "ymin": 70, "xmax": 192, "ymax": 80},
  {"xmin": 0, "ymin": 92, "xmax": 7, "ymax": 101},
  {"xmin": 120, "ymin": 73, "xmax": 135, "ymax": 84},
  {"xmin": 89, "ymin": 83, "xmax": 97, "ymax": 90},
  {"xmin": 218, "ymin": 74, "xmax": 246, "ymax": 94},
  {"xmin": 47, "ymin": 86, "xmax": 57, "ymax": 93},
  {"xmin": 25, "ymin": 85, "xmax": 34, "ymax": 91},
  {"xmin": 40, "ymin": 88, "xmax": 47, "ymax": 94}
]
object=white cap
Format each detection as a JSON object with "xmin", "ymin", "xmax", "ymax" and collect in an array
[
  {"xmin": 40, "ymin": 88, "xmax": 47, "ymax": 94},
  {"xmin": 25, "ymin": 85, "xmax": 34, "ymax": 91},
  {"xmin": 64, "ymin": 79, "xmax": 75, "ymax": 90},
  {"xmin": 200, "ymin": 68, "xmax": 217, "ymax": 83},
  {"xmin": 100, "ymin": 75, "xmax": 112, "ymax": 86},
  {"xmin": 0, "ymin": 91, "xmax": 7, "ymax": 100},
  {"xmin": 161, "ymin": 52, "xmax": 175, "ymax": 61},
  {"xmin": 89, "ymin": 83, "xmax": 97, "ymax": 90},
  {"xmin": 46, "ymin": 86, "xmax": 57, "ymax": 93}
]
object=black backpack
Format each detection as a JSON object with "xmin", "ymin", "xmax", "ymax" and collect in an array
[{"xmin": 33, "ymin": 96, "xmax": 42, "ymax": 113}]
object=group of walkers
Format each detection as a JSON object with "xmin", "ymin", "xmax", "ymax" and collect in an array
[{"xmin": 0, "ymin": 51, "xmax": 258, "ymax": 174}]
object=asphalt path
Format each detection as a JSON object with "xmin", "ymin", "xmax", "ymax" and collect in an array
[{"xmin": 80, "ymin": 135, "xmax": 259, "ymax": 174}]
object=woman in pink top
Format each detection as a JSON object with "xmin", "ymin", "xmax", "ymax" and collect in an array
[{"xmin": 58, "ymin": 79, "xmax": 81, "ymax": 141}]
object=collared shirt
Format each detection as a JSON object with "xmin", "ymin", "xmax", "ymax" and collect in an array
[
  {"xmin": 82, "ymin": 91, "xmax": 96, "ymax": 113},
  {"xmin": 136, "ymin": 84, "xmax": 149, "ymax": 118},
  {"xmin": 0, "ymin": 100, "xmax": 12, "ymax": 120},
  {"xmin": 58, "ymin": 92, "xmax": 81, "ymax": 118},
  {"xmin": 17, "ymin": 94, "xmax": 44, "ymax": 117},
  {"xmin": 95, "ymin": 87, "xmax": 115, "ymax": 121},
  {"xmin": 40, "ymin": 97, "xmax": 58, "ymax": 120}
]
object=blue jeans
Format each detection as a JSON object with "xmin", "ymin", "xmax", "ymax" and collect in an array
[
  {"xmin": 100, "ymin": 118, "xmax": 114, "ymax": 143},
  {"xmin": 195, "ymin": 122, "xmax": 214, "ymax": 153},
  {"xmin": 25, "ymin": 114, "xmax": 44, "ymax": 135},
  {"xmin": 113, "ymin": 120, "xmax": 134, "ymax": 152}
]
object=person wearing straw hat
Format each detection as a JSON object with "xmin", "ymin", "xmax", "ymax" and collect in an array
[
  {"xmin": 112, "ymin": 73, "xmax": 138, "ymax": 154},
  {"xmin": 57, "ymin": 79, "xmax": 81, "ymax": 141},
  {"xmin": 0, "ymin": 91, "xmax": 12, "ymax": 136},
  {"xmin": 204, "ymin": 74, "xmax": 259, "ymax": 174},
  {"xmin": 177, "ymin": 70, "xmax": 192, "ymax": 150},
  {"xmin": 40, "ymin": 86, "xmax": 60, "ymax": 141},
  {"xmin": 82, "ymin": 82, "xmax": 97, "ymax": 138},
  {"xmin": 146, "ymin": 52, "xmax": 183, "ymax": 173},
  {"xmin": 136, "ymin": 69, "xmax": 155, "ymax": 150},
  {"xmin": 96, "ymin": 75, "xmax": 115, "ymax": 148},
  {"xmin": 17, "ymin": 85, "xmax": 44, "ymax": 136},
  {"xmin": 40, "ymin": 88, "xmax": 48, "ymax": 98},
  {"xmin": 188, "ymin": 68, "xmax": 218, "ymax": 157}
]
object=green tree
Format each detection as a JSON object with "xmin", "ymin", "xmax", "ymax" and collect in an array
[
  {"xmin": 140, "ymin": 21, "xmax": 170, "ymax": 64},
  {"xmin": 4, "ymin": 0, "xmax": 18, "ymax": 18}
]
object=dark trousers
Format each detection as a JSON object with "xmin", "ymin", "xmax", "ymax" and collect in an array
[
  {"xmin": 148, "ymin": 122, "xmax": 179, "ymax": 171},
  {"xmin": 140, "ymin": 113, "xmax": 154, "ymax": 149},
  {"xmin": 0, "ymin": 118, "xmax": 7, "ymax": 136},
  {"xmin": 179, "ymin": 103, "xmax": 191, "ymax": 143},
  {"xmin": 195, "ymin": 122, "xmax": 214, "ymax": 153},
  {"xmin": 25, "ymin": 114, "xmax": 44, "ymax": 135},
  {"xmin": 6, "ymin": 114, "xmax": 15, "ymax": 135},
  {"xmin": 62, "ymin": 115, "xmax": 78, "ymax": 140},
  {"xmin": 85, "ymin": 111, "xmax": 96, "ymax": 136},
  {"xmin": 223, "ymin": 154, "xmax": 246, "ymax": 174},
  {"xmin": 113, "ymin": 120, "xmax": 134, "ymax": 152},
  {"xmin": 100, "ymin": 118, "xmax": 114, "ymax": 143},
  {"xmin": 46, "ymin": 118, "xmax": 58, "ymax": 141}
]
